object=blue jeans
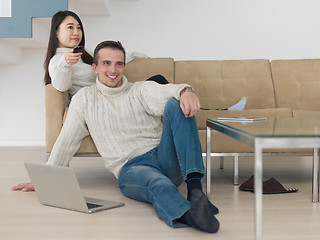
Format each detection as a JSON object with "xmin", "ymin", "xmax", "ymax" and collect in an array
[{"xmin": 118, "ymin": 98, "xmax": 204, "ymax": 228}]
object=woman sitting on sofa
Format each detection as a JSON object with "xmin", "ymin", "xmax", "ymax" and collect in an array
[{"xmin": 43, "ymin": 10, "xmax": 168, "ymax": 99}]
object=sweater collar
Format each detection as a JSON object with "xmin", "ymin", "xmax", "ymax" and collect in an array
[{"xmin": 96, "ymin": 75, "xmax": 129, "ymax": 96}]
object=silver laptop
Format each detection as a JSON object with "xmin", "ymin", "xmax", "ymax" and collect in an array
[{"xmin": 24, "ymin": 162, "xmax": 125, "ymax": 213}]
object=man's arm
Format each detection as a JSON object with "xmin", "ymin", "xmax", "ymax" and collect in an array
[
  {"xmin": 179, "ymin": 86, "xmax": 201, "ymax": 118},
  {"xmin": 11, "ymin": 182, "xmax": 34, "ymax": 192},
  {"xmin": 46, "ymin": 92, "xmax": 89, "ymax": 167},
  {"xmin": 11, "ymin": 91, "xmax": 89, "ymax": 192}
]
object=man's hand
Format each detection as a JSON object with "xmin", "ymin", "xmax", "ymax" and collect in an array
[
  {"xmin": 11, "ymin": 182, "xmax": 35, "ymax": 192},
  {"xmin": 180, "ymin": 91, "xmax": 201, "ymax": 118}
]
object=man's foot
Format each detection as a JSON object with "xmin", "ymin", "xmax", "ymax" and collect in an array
[
  {"xmin": 180, "ymin": 189, "xmax": 220, "ymax": 233},
  {"xmin": 209, "ymin": 202, "xmax": 219, "ymax": 215},
  {"xmin": 187, "ymin": 189, "xmax": 219, "ymax": 215}
]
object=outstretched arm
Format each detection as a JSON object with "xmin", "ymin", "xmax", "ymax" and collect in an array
[
  {"xmin": 11, "ymin": 91, "xmax": 89, "ymax": 193},
  {"xmin": 11, "ymin": 182, "xmax": 34, "ymax": 192}
]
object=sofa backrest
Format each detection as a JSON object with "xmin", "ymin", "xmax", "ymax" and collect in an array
[
  {"xmin": 124, "ymin": 58, "xmax": 174, "ymax": 83},
  {"xmin": 174, "ymin": 59, "xmax": 275, "ymax": 110},
  {"xmin": 271, "ymin": 59, "xmax": 320, "ymax": 110}
]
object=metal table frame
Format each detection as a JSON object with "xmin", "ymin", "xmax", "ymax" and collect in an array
[{"xmin": 206, "ymin": 119, "xmax": 320, "ymax": 240}]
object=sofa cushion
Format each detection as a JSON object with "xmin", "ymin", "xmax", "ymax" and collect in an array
[
  {"xmin": 174, "ymin": 59, "xmax": 275, "ymax": 110},
  {"xmin": 124, "ymin": 58, "xmax": 174, "ymax": 83},
  {"xmin": 293, "ymin": 110, "xmax": 320, "ymax": 118},
  {"xmin": 271, "ymin": 59, "xmax": 320, "ymax": 111}
]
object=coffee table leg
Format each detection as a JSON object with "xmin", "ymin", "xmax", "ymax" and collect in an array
[
  {"xmin": 206, "ymin": 126, "xmax": 211, "ymax": 200},
  {"xmin": 234, "ymin": 153, "xmax": 239, "ymax": 185},
  {"xmin": 254, "ymin": 140, "xmax": 263, "ymax": 240},
  {"xmin": 312, "ymin": 148, "xmax": 319, "ymax": 202}
]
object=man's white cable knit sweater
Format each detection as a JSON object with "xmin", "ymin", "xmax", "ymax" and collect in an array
[{"xmin": 47, "ymin": 76, "xmax": 189, "ymax": 178}]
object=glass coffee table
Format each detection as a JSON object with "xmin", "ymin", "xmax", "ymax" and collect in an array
[{"xmin": 206, "ymin": 117, "xmax": 320, "ymax": 240}]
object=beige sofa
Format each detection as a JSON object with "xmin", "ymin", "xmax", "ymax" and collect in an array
[{"xmin": 45, "ymin": 58, "xmax": 320, "ymax": 156}]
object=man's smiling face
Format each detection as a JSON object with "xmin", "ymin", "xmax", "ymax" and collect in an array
[{"xmin": 92, "ymin": 48, "xmax": 125, "ymax": 88}]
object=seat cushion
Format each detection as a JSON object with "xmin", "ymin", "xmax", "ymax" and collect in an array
[{"xmin": 293, "ymin": 109, "xmax": 320, "ymax": 118}]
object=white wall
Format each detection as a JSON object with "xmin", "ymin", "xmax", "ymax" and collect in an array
[
  {"xmin": 1, "ymin": 0, "xmax": 320, "ymax": 146},
  {"xmin": 83, "ymin": 0, "xmax": 320, "ymax": 60},
  {"xmin": 0, "ymin": 48, "xmax": 46, "ymax": 145}
]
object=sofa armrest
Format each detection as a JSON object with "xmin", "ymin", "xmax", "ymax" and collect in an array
[{"xmin": 45, "ymin": 84, "xmax": 69, "ymax": 153}]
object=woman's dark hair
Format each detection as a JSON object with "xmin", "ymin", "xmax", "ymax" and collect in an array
[{"xmin": 43, "ymin": 11, "xmax": 94, "ymax": 85}]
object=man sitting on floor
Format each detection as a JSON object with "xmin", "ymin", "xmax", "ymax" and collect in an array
[{"xmin": 12, "ymin": 40, "xmax": 220, "ymax": 233}]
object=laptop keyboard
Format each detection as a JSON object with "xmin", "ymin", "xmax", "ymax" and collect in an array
[{"xmin": 86, "ymin": 202, "xmax": 103, "ymax": 209}]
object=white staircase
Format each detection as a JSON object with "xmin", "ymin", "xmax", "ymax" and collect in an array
[
  {"xmin": 0, "ymin": 0, "xmax": 111, "ymax": 64},
  {"xmin": 69, "ymin": 0, "xmax": 111, "ymax": 16}
]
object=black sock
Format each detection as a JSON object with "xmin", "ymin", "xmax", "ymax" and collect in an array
[
  {"xmin": 178, "ymin": 189, "xmax": 220, "ymax": 233},
  {"xmin": 186, "ymin": 172, "xmax": 219, "ymax": 215},
  {"xmin": 186, "ymin": 172, "xmax": 203, "ymax": 201}
]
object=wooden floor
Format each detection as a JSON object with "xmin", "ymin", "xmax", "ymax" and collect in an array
[{"xmin": 1, "ymin": 146, "xmax": 320, "ymax": 240}]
